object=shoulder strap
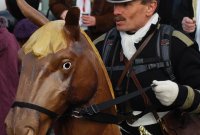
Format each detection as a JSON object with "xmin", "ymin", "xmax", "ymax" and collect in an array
[
  {"xmin": 158, "ymin": 24, "xmax": 176, "ymax": 80},
  {"xmin": 158, "ymin": 24, "xmax": 174, "ymax": 61},
  {"xmin": 158, "ymin": 25, "xmax": 195, "ymax": 80},
  {"xmin": 102, "ymin": 28, "xmax": 119, "ymax": 65}
]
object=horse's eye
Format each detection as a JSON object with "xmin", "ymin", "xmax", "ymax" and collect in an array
[{"xmin": 63, "ymin": 62, "xmax": 72, "ymax": 70}]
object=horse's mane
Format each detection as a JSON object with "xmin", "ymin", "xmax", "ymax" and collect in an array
[
  {"xmin": 22, "ymin": 20, "xmax": 115, "ymax": 98},
  {"xmin": 82, "ymin": 30, "xmax": 115, "ymax": 99}
]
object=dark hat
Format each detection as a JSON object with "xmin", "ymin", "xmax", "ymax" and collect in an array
[
  {"xmin": 106, "ymin": 0, "xmax": 133, "ymax": 3},
  {"xmin": 13, "ymin": 18, "xmax": 38, "ymax": 40}
]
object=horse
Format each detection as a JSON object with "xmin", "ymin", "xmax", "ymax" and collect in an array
[{"xmin": 5, "ymin": 1, "xmax": 121, "ymax": 135}]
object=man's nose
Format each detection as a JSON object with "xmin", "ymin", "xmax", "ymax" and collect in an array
[{"xmin": 114, "ymin": 4, "xmax": 123, "ymax": 15}]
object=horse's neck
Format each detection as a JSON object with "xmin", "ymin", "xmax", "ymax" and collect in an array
[
  {"xmin": 89, "ymin": 62, "xmax": 115, "ymax": 112},
  {"xmin": 57, "ymin": 59, "xmax": 121, "ymax": 135}
]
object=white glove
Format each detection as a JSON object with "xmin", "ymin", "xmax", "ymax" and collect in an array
[{"xmin": 152, "ymin": 80, "xmax": 179, "ymax": 106}]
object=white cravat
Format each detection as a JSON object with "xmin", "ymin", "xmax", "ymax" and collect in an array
[
  {"xmin": 120, "ymin": 13, "xmax": 159, "ymax": 60},
  {"xmin": 195, "ymin": 0, "xmax": 200, "ymax": 50}
]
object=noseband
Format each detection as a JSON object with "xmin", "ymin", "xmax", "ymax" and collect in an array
[{"xmin": 12, "ymin": 101, "xmax": 59, "ymax": 119}]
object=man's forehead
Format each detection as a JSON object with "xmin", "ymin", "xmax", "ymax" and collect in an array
[
  {"xmin": 107, "ymin": 0, "xmax": 157, "ymax": 4},
  {"xmin": 107, "ymin": 0, "xmax": 133, "ymax": 3}
]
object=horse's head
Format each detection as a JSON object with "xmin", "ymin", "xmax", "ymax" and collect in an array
[{"xmin": 5, "ymin": 5, "xmax": 114, "ymax": 135}]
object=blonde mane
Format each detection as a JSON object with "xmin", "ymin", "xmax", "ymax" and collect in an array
[{"xmin": 23, "ymin": 20, "xmax": 69, "ymax": 58}]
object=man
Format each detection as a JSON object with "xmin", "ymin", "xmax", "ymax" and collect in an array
[
  {"xmin": 49, "ymin": 0, "xmax": 115, "ymax": 40},
  {"xmin": 102, "ymin": 0, "xmax": 200, "ymax": 134}
]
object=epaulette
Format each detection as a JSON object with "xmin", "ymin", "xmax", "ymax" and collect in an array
[
  {"xmin": 172, "ymin": 30, "xmax": 194, "ymax": 47},
  {"xmin": 93, "ymin": 33, "xmax": 106, "ymax": 45}
]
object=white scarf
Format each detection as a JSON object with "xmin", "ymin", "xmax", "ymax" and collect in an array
[
  {"xmin": 195, "ymin": 0, "xmax": 200, "ymax": 50},
  {"xmin": 120, "ymin": 13, "xmax": 159, "ymax": 60}
]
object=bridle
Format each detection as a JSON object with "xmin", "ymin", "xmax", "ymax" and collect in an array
[
  {"xmin": 12, "ymin": 101, "xmax": 59, "ymax": 119},
  {"xmin": 12, "ymin": 85, "xmax": 153, "ymax": 124}
]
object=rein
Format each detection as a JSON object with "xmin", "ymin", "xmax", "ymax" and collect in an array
[
  {"xmin": 11, "ymin": 85, "xmax": 154, "ymax": 124},
  {"xmin": 71, "ymin": 85, "xmax": 155, "ymax": 124}
]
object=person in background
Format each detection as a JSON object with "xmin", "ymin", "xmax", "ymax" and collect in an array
[
  {"xmin": 179, "ymin": 0, "xmax": 200, "ymax": 49},
  {"xmin": 157, "ymin": 0, "xmax": 174, "ymax": 24},
  {"xmin": 49, "ymin": 0, "xmax": 115, "ymax": 40},
  {"xmin": 157, "ymin": 0, "xmax": 182, "ymax": 27},
  {"xmin": 13, "ymin": 18, "xmax": 39, "ymax": 47},
  {"xmin": 0, "ymin": 16, "xmax": 20, "ymax": 135},
  {"xmin": 0, "ymin": 0, "xmax": 40, "ymax": 32},
  {"xmin": 5, "ymin": 0, "xmax": 40, "ymax": 21},
  {"xmin": 101, "ymin": 0, "xmax": 200, "ymax": 134}
]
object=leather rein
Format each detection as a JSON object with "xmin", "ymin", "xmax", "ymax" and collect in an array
[{"xmin": 11, "ymin": 85, "xmax": 154, "ymax": 124}]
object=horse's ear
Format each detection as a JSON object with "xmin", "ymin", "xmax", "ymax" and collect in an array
[{"xmin": 64, "ymin": 7, "xmax": 80, "ymax": 41}]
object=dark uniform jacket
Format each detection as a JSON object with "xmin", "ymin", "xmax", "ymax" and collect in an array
[
  {"xmin": 49, "ymin": 0, "xmax": 115, "ymax": 40},
  {"xmin": 102, "ymin": 23, "xmax": 200, "ymax": 113}
]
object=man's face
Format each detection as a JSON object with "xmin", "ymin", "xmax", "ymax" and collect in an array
[{"xmin": 114, "ymin": 0, "xmax": 157, "ymax": 32}]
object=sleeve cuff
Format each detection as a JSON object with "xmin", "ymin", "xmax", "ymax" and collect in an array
[{"xmin": 171, "ymin": 85, "xmax": 188, "ymax": 107}]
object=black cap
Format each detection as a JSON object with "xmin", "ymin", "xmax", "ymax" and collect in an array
[{"xmin": 107, "ymin": 0, "xmax": 133, "ymax": 3}]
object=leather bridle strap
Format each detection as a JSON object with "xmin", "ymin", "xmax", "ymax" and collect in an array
[
  {"xmin": 12, "ymin": 101, "xmax": 58, "ymax": 119},
  {"xmin": 75, "ymin": 85, "xmax": 153, "ymax": 115},
  {"xmin": 71, "ymin": 85, "xmax": 155, "ymax": 124}
]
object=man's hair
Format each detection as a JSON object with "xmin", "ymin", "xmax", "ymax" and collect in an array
[
  {"xmin": 140, "ymin": 0, "xmax": 159, "ymax": 12},
  {"xmin": 140, "ymin": 0, "xmax": 159, "ymax": 4}
]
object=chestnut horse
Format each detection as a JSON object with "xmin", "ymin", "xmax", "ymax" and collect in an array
[{"xmin": 5, "ymin": 1, "xmax": 121, "ymax": 135}]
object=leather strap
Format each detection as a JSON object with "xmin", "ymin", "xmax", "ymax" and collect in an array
[
  {"xmin": 116, "ymin": 29, "xmax": 169, "ymax": 134},
  {"xmin": 116, "ymin": 30, "xmax": 156, "ymax": 91}
]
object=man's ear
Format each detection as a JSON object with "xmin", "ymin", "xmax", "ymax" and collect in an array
[{"xmin": 146, "ymin": 1, "xmax": 157, "ymax": 16}]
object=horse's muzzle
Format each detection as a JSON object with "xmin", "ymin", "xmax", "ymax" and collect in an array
[{"xmin": 5, "ymin": 108, "xmax": 38, "ymax": 135}]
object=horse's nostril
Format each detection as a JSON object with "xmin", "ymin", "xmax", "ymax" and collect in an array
[{"xmin": 26, "ymin": 127, "xmax": 35, "ymax": 135}]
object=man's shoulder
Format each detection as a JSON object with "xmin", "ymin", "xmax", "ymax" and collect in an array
[{"xmin": 159, "ymin": 24, "xmax": 194, "ymax": 47}]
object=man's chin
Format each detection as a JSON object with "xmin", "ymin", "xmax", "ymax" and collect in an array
[{"xmin": 116, "ymin": 26, "xmax": 127, "ymax": 32}]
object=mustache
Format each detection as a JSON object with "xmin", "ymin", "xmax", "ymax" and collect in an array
[{"xmin": 114, "ymin": 15, "xmax": 126, "ymax": 22}]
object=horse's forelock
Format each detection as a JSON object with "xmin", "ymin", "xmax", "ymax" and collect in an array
[{"xmin": 22, "ymin": 20, "xmax": 70, "ymax": 58}]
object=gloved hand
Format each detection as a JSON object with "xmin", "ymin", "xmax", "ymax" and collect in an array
[{"xmin": 152, "ymin": 80, "xmax": 179, "ymax": 106}]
